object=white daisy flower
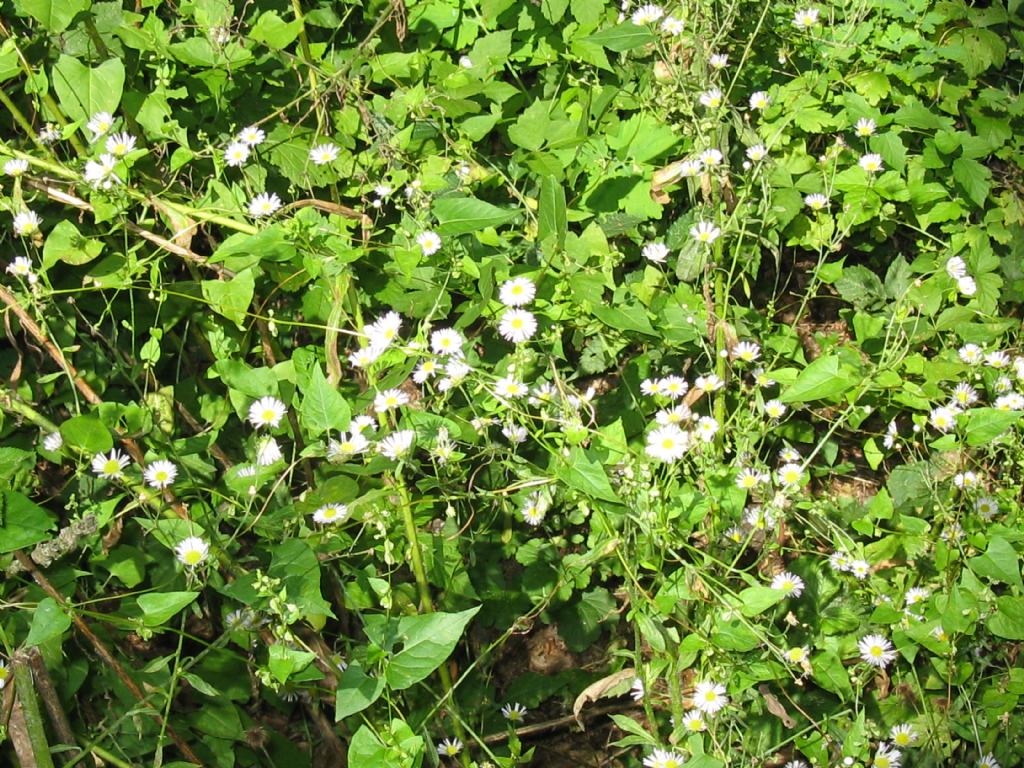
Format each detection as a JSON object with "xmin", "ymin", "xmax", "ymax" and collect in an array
[
  {"xmin": 105, "ymin": 132, "xmax": 136, "ymax": 156},
  {"xmin": 499, "ymin": 276, "xmax": 536, "ymax": 306},
  {"xmin": 804, "ymin": 193, "xmax": 829, "ymax": 210},
  {"xmin": 986, "ymin": 350, "xmax": 1010, "ymax": 369},
  {"xmin": 237, "ymin": 125, "xmax": 266, "ymax": 146},
  {"xmin": 978, "ymin": 754, "xmax": 1000, "ymax": 768},
  {"xmin": 437, "ymin": 738, "xmax": 462, "ymax": 757},
  {"xmin": 691, "ymin": 681, "xmax": 728, "ymax": 715},
  {"xmin": 732, "ymin": 341, "xmax": 761, "ymax": 362},
  {"xmin": 92, "ymin": 449, "xmax": 130, "ymax": 479},
  {"xmin": 255, "ymin": 436, "xmax": 283, "ymax": 466},
  {"xmin": 950, "ymin": 382, "xmax": 978, "ymax": 407},
  {"xmin": 945, "ymin": 256, "xmax": 968, "ymax": 279},
  {"xmin": 958, "ymin": 343, "xmax": 984, "ymax": 364},
  {"xmin": 855, "ymin": 117, "xmax": 877, "ymax": 136},
  {"xmin": 681, "ymin": 713, "xmax": 706, "ymax": 732},
  {"xmin": 642, "ymin": 242, "xmax": 670, "ymax": 263},
  {"xmin": 643, "ymin": 748, "xmax": 686, "ymax": 768},
  {"xmin": 690, "ymin": 220, "xmax": 721, "ymax": 244},
  {"xmin": 42, "ymin": 431, "xmax": 63, "ymax": 452},
  {"xmin": 858, "ymin": 633, "xmax": 897, "ymax": 668},
  {"xmin": 364, "ymin": 310, "xmax": 403, "ymax": 349},
  {"xmin": 771, "ymin": 571, "xmax": 805, "ymax": 597},
  {"xmin": 0, "ymin": 659, "xmax": 8, "ymax": 689},
  {"xmin": 223, "ymin": 141, "xmax": 250, "ymax": 167},
  {"xmin": 501, "ymin": 702, "xmax": 528, "ymax": 722},
  {"xmin": 735, "ymin": 467, "xmax": 767, "ymax": 489},
  {"xmin": 904, "ymin": 587, "xmax": 929, "ymax": 606},
  {"xmin": 247, "ymin": 396, "xmax": 287, "ymax": 428},
  {"xmin": 348, "ymin": 346, "xmax": 383, "ymax": 368},
  {"xmin": 929, "ymin": 405, "xmax": 958, "ymax": 432},
  {"xmin": 413, "ymin": 359, "xmax": 440, "ymax": 383},
  {"xmin": 678, "ymin": 158, "xmax": 704, "ymax": 176},
  {"xmin": 378, "ymin": 429, "xmax": 415, "ymax": 459},
  {"xmin": 313, "ymin": 503, "xmax": 349, "ymax": 524},
  {"xmin": 373, "ymin": 388, "xmax": 409, "ymax": 412},
  {"xmin": 792, "ymin": 7, "xmax": 820, "ymax": 28},
  {"xmin": 6, "ymin": 256, "xmax": 37, "ymax": 284},
  {"xmin": 699, "ymin": 148, "xmax": 724, "ymax": 166},
  {"xmin": 695, "ymin": 416, "xmax": 719, "ymax": 442},
  {"xmin": 784, "ymin": 647, "xmax": 809, "ymax": 665},
  {"xmin": 144, "ymin": 459, "xmax": 178, "ymax": 489},
  {"xmin": 327, "ymin": 432, "xmax": 369, "ymax": 461},
  {"xmin": 309, "ymin": 143, "xmax": 339, "ymax": 166},
  {"xmin": 248, "ymin": 192, "xmax": 282, "ymax": 217},
  {"xmin": 175, "ymin": 536, "xmax": 210, "ymax": 567},
  {"xmin": 849, "ymin": 559, "xmax": 871, "ymax": 579},
  {"xmin": 975, "ymin": 496, "xmax": 999, "ymax": 519},
  {"xmin": 645, "ymin": 424, "xmax": 691, "ymax": 461},
  {"xmin": 520, "ymin": 493, "xmax": 548, "ymax": 526},
  {"xmin": 13, "ymin": 210, "xmax": 41, "ymax": 236},
  {"xmin": 709, "ymin": 53, "xmax": 728, "ymax": 69},
  {"xmin": 498, "ymin": 309, "xmax": 537, "ymax": 343},
  {"xmin": 873, "ymin": 743, "xmax": 902, "ymax": 768},
  {"xmin": 749, "ymin": 91, "xmax": 771, "ymax": 110},
  {"xmin": 699, "ymin": 88, "xmax": 723, "ymax": 109},
  {"xmin": 746, "ymin": 144, "xmax": 768, "ymax": 162},
  {"xmin": 889, "ymin": 724, "xmax": 918, "ymax": 748},
  {"xmin": 777, "ymin": 462, "xmax": 803, "ymax": 487},
  {"xmin": 859, "ymin": 153, "xmax": 884, "ymax": 173},
  {"xmin": 763, "ymin": 399, "xmax": 787, "ymax": 419},
  {"xmin": 416, "ymin": 230, "xmax": 442, "ymax": 256},
  {"xmin": 430, "ymin": 328, "xmax": 465, "ymax": 356},
  {"xmin": 660, "ymin": 375, "xmax": 689, "ymax": 398},
  {"xmin": 631, "ymin": 4, "xmax": 664, "ymax": 24},
  {"xmin": 660, "ymin": 15, "xmax": 685, "ymax": 34},
  {"xmin": 84, "ymin": 154, "xmax": 120, "ymax": 188},
  {"xmin": 656, "ymin": 405, "xmax": 691, "ymax": 425},
  {"xmin": 494, "ymin": 377, "xmax": 528, "ymax": 399},
  {"xmin": 4, "ymin": 158, "xmax": 29, "ymax": 176},
  {"xmin": 630, "ymin": 677, "xmax": 645, "ymax": 701},
  {"xmin": 87, "ymin": 111, "xmax": 115, "ymax": 140},
  {"xmin": 693, "ymin": 374, "xmax": 723, "ymax": 393}
]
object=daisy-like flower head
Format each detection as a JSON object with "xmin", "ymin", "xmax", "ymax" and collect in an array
[
  {"xmin": 691, "ymin": 680, "xmax": 728, "ymax": 715},
  {"xmin": 855, "ymin": 117, "xmax": 877, "ymax": 136},
  {"xmin": 735, "ymin": 467, "xmax": 767, "ymax": 489},
  {"xmin": 792, "ymin": 7, "xmax": 820, "ymax": 28},
  {"xmin": 498, "ymin": 309, "xmax": 538, "ymax": 343},
  {"xmin": 929, "ymin": 405, "xmax": 958, "ymax": 432},
  {"xmin": 6, "ymin": 256, "xmax": 37, "ymax": 284},
  {"xmin": 691, "ymin": 220, "xmax": 721, "ymax": 244},
  {"xmin": 978, "ymin": 754, "xmax": 1000, "ymax": 768},
  {"xmin": 38, "ymin": 124, "xmax": 61, "ymax": 144},
  {"xmin": 631, "ymin": 4, "xmax": 664, "ymax": 25},
  {"xmin": 709, "ymin": 53, "xmax": 728, "ymax": 69},
  {"xmin": 699, "ymin": 88, "xmax": 723, "ymax": 109},
  {"xmin": 659, "ymin": 375, "xmax": 689, "ymax": 398},
  {"xmin": 500, "ymin": 276, "xmax": 537, "ymax": 306},
  {"xmin": 945, "ymin": 256, "xmax": 968, "ymax": 279},
  {"xmin": 746, "ymin": 144, "xmax": 768, "ymax": 162},
  {"xmin": 309, "ymin": 143, "xmax": 339, "ymax": 166},
  {"xmin": 42, "ymin": 431, "xmax": 63, "ymax": 452},
  {"xmin": 859, "ymin": 153, "xmax": 884, "ymax": 173},
  {"xmin": 681, "ymin": 712, "xmax": 706, "ymax": 732},
  {"xmin": 327, "ymin": 431, "xmax": 369, "ymax": 461},
  {"xmin": 784, "ymin": 646, "xmax": 809, "ymax": 664},
  {"xmin": 501, "ymin": 702, "xmax": 528, "ymax": 722},
  {"xmin": 694, "ymin": 373, "xmax": 723, "ymax": 393},
  {"xmin": 950, "ymin": 382, "xmax": 978, "ymax": 407},
  {"xmin": 829, "ymin": 550, "xmax": 852, "ymax": 572},
  {"xmin": 754, "ymin": 367, "xmax": 776, "ymax": 387},
  {"xmin": 502, "ymin": 423, "xmax": 527, "ymax": 443},
  {"xmin": 849, "ymin": 559, "xmax": 871, "ymax": 579},
  {"xmin": 175, "ymin": 536, "xmax": 210, "ymax": 567},
  {"xmin": 904, "ymin": 587, "xmax": 929, "ymax": 606},
  {"xmin": 630, "ymin": 677, "xmax": 645, "ymax": 701},
  {"xmin": 0, "ymin": 659, "xmax": 8, "ymax": 690},
  {"xmin": 248, "ymin": 396, "xmax": 287, "ymax": 429},
  {"xmin": 643, "ymin": 242, "xmax": 670, "ymax": 263},
  {"xmin": 643, "ymin": 748, "xmax": 686, "ymax": 768},
  {"xmin": 958, "ymin": 343, "xmax": 984, "ymax": 365},
  {"xmin": 413, "ymin": 359, "xmax": 439, "ymax": 384},
  {"xmin": 890, "ymin": 724, "xmax": 918, "ymax": 748},
  {"xmin": 494, "ymin": 376, "xmax": 528, "ymax": 399},
  {"xmin": 994, "ymin": 393, "xmax": 1024, "ymax": 411},
  {"xmin": 520, "ymin": 494, "xmax": 548, "ymax": 527},
  {"xmin": 444, "ymin": 358, "xmax": 471, "ymax": 384},
  {"xmin": 105, "ymin": 132, "xmax": 136, "ymax": 157},
  {"xmin": 237, "ymin": 125, "xmax": 266, "ymax": 146},
  {"xmin": 313, "ymin": 503, "xmax": 349, "ymax": 524},
  {"xmin": 695, "ymin": 415, "xmax": 720, "ymax": 442},
  {"xmin": 416, "ymin": 230, "xmax": 442, "ymax": 256},
  {"xmin": 777, "ymin": 462, "xmax": 803, "ymax": 487},
  {"xmin": 430, "ymin": 328, "xmax": 464, "ymax": 356},
  {"xmin": 13, "ymin": 210, "xmax": 41, "ymax": 236},
  {"xmin": 84, "ymin": 154, "xmax": 120, "ymax": 188},
  {"xmin": 92, "ymin": 449, "xmax": 130, "ymax": 479},
  {"xmin": 4, "ymin": 158, "xmax": 29, "ymax": 176},
  {"xmin": 749, "ymin": 91, "xmax": 771, "ymax": 110},
  {"xmin": 87, "ymin": 111, "xmax": 115, "ymax": 140},
  {"xmin": 373, "ymin": 388, "xmax": 410, "ymax": 412},
  {"xmin": 763, "ymin": 399, "xmax": 787, "ymax": 419},
  {"xmin": 348, "ymin": 346, "xmax": 382, "ymax": 368},
  {"xmin": 256, "ymin": 435, "xmax": 283, "ymax": 466},
  {"xmin": 378, "ymin": 429, "xmax": 415, "ymax": 460},
  {"xmin": 986, "ymin": 350, "xmax": 1010, "ymax": 369},
  {"xmin": 661, "ymin": 15, "xmax": 685, "ymax": 34},
  {"xmin": 958, "ymin": 276, "xmax": 977, "ymax": 296},
  {"xmin": 975, "ymin": 496, "xmax": 999, "ymax": 519},
  {"xmin": 656, "ymin": 404, "xmax": 692, "ymax": 425},
  {"xmin": 859, "ymin": 633, "xmax": 897, "ymax": 668},
  {"xmin": 437, "ymin": 737, "xmax": 462, "ymax": 757},
  {"xmin": 699, "ymin": 148, "xmax": 724, "ymax": 167},
  {"xmin": 732, "ymin": 341, "xmax": 761, "ymax": 362},
  {"xmin": 804, "ymin": 193, "xmax": 829, "ymax": 211},
  {"xmin": 778, "ymin": 446, "xmax": 801, "ymax": 462},
  {"xmin": 873, "ymin": 743, "xmax": 902, "ymax": 768},
  {"xmin": 144, "ymin": 459, "xmax": 178, "ymax": 489},
  {"xmin": 248, "ymin": 192, "xmax": 282, "ymax": 218},
  {"xmin": 364, "ymin": 310, "xmax": 403, "ymax": 349},
  {"xmin": 678, "ymin": 158, "xmax": 704, "ymax": 177},
  {"xmin": 771, "ymin": 571, "xmax": 805, "ymax": 597},
  {"xmin": 645, "ymin": 424, "xmax": 691, "ymax": 461},
  {"xmin": 953, "ymin": 470, "xmax": 978, "ymax": 489},
  {"xmin": 223, "ymin": 141, "xmax": 250, "ymax": 167}
]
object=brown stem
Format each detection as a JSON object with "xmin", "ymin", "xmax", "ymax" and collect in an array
[{"xmin": 26, "ymin": 647, "xmax": 79, "ymax": 759}]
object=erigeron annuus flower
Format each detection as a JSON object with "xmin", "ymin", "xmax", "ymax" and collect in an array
[
  {"xmin": 699, "ymin": 88, "xmax": 723, "ymax": 109},
  {"xmin": 749, "ymin": 91, "xmax": 771, "ymax": 110},
  {"xmin": 699, "ymin": 148, "xmax": 723, "ymax": 166},
  {"xmin": 237, "ymin": 125, "xmax": 265, "ymax": 146},
  {"xmin": 0, "ymin": 659, "xmax": 8, "ymax": 690},
  {"xmin": 904, "ymin": 587, "xmax": 929, "ymax": 606},
  {"xmin": 4, "ymin": 158, "xmax": 29, "ymax": 176},
  {"xmin": 784, "ymin": 646, "xmax": 809, "ymax": 664},
  {"xmin": 746, "ymin": 144, "xmax": 768, "ymax": 162},
  {"xmin": 501, "ymin": 702, "xmax": 528, "ymax": 722},
  {"xmin": 855, "ymin": 117, "xmax": 877, "ymax": 136},
  {"xmin": 732, "ymin": 341, "xmax": 760, "ymax": 362},
  {"xmin": 500, "ymin": 276, "xmax": 536, "ymax": 306},
  {"xmin": 995, "ymin": 392, "xmax": 1023, "ymax": 410},
  {"xmin": 709, "ymin": 53, "xmax": 728, "ymax": 69},
  {"xmin": 494, "ymin": 377, "xmax": 528, "ymax": 399},
  {"xmin": 248, "ymin": 192, "xmax": 282, "ymax": 217},
  {"xmin": 248, "ymin": 396, "xmax": 287, "ymax": 428},
  {"xmin": 804, "ymin": 193, "xmax": 829, "ymax": 210},
  {"xmin": 374, "ymin": 388, "xmax": 409, "ymax": 412},
  {"xmin": 678, "ymin": 158, "xmax": 703, "ymax": 176},
  {"xmin": 958, "ymin": 343, "xmax": 984, "ymax": 364},
  {"xmin": 416, "ymin": 230, "xmax": 442, "ymax": 256},
  {"xmin": 105, "ymin": 132, "xmax": 136, "ymax": 156},
  {"xmin": 256, "ymin": 436, "xmax": 283, "ymax": 465},
  {"xmin": 645, "ymin": 424, "xmax": 690, "ymax": 461},
  {"xmin": 889, "ymin": 724, "xmax": 918, "ymax": 748},
  {"xmin": 694, "ymin": 373, "xmax": 723, "ymax": 393},
  {"xmin": 13, "ymin": 210, "xmax": 41, "ymax": 236},
  {"xmin": 521, "ymin": 492, "xmax": 548, "ymax": 526},
  {"xmin": 681, "ymin": 712, "xmax": 706, "ymax": 732},
  {"xmin": 502, "ymin": 423, "xmax": 528, "ymax": 443},
  {"xmin": 42, "ymin": 431, "xmax": 63, "ymax": 452},
  {"xmin": 6, "ymin": 256, "xmax": 37, "ymax": 284},
  {"xmin": 175, "ymin": 536, "xmax": 209, "ymax": 567},
  {"xmin": 771, "ymin": 571, "xmax": 805, "ymax": 597},
  {"xmin": 224, "ymin": 141, "xmax": 250, "ymax": 167},
  {"xmin": 364, "ymin": 310, "xmax": 403, "ymax": 349},
  {"xmin": 87, "ymin": 111, "xmax": 114, "ymax": 140},
  {"xmin": 631, "ymin": 4, "xmax": 664, "ymax": 25},
  {"xmin": 643, "ymin": 748, "xmax": 686, "ymax": 768},
  {"xmin": 92, "ymin": 449, "xmax": 130, "ymax": 479},
  {"xmin": 641, "ymin": 378, "xmax": 665, "ymax": 396},
  {"xmin": 656, "ymin": 405, "xmax": 691, "ymax": 425},
  {"xmin": 754, "ymin": 368, "xmax": 775, "ymax": 387},
  {"xmin": 859, "ymin": 153, "xmax": 884, "ymax": 173},
  {"xmin": 498, "ymin": 309, "xmax": 537, "ymax": 343},
  {"xmin": 829, "ymin": 550, "xmax": 852, "ymax": 572},
  {"xmin": 691, "ymin": 680, "xmax": 728, "ymax": 715},
  {"xmin": 643, "ymin": 242, "xmax": 670, "ymax": 263},
  {"xmin": 430, "ymin": 328, "xmax": 464, "ymax": 356},
  {"xmin": 437, "ymin": 738, "xmax": 462, "ymax": 757},
  {"xmin": 309, "ymin": 143, "xmax": 339, "ymax": 165},
  {"xmin": 348, "ymin": 346, "xmax": 382, "ymax": 368},
  {"xmin": 661, "ymin": 15, "xmax": 684, "ymax": 34},
  {"xmin": 691, "ymin": 220, "xmax": 721, "ymax": 244},
  {"xmin": 978, "ymin": 754, "xmax": 1000, "ymax": 768},
  {"xmin": 953, "ymin": 471, "xmax": 978, "ymax": 489},
  {"xmin": 378, "ymin": 429, "xmax": 415, "ymax": 459},
  {"xmin": 144, "ymin": 459, "xmax": 178, "ymax": 489},
  {"xmin": 929, "ymin": 405, "xmax": 958, "ymax": 432},
  {"xmin": 975, "ymin": 496, "xmax": 999, "ymax": 519},
  {"xmin": 792, "ymin": 7, "xmax": 820, "ymax": 28},
  {"xmin": 313, "ymin": 503, "xmax": 349, "ymax": 524},
  {"xmin": 950, "ymin": 382, "xmax": 978, "ymax": 407},
  {"xmin": 413, "ymin": 359, "xmax": 439, "ymax": 383},
  {"xmin": 777, "ymin": 463, "xmax": 803, "ymax": 487},
  {"xmin": 763, "ymin": 399, "xmax": 787, "ymax": 419},
  {"xmin": 735, "ymin": 467, "xmax": 767, "ymax": 489},
  {"xmin": 985, "ymin": 350, "xmax": 1010, "ymax": 368},
  {"xmin": 695, "ymin": 416, "xmax": 720, "ymax": 442},
  {"xmin": 849, "ymin": 559, "xmax": 871, "ymax": 579},
  {"xmin": 873, "ymin": 743, "xmax": 902, "ymax": 768},
  {"xmin": 659, "ymin": 375, "xmax": 689, "ymax": 398},
  {"xmin": 84, "ymin": 154, "xmax": 120, "ymax": 187},
  {"xmin": 327, "ymin": 432, "xmax": 369, "ymax": 461},
  {"xmin": 859, "ymin": 633, "xmax": 897, "ymax": 668}
]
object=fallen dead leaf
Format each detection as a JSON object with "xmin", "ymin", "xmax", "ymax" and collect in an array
[
  {"xmin": 573, "ymin": 668, "xmax": 636, "ymax": 727},
  {"xmin": 758, "ymin": 684, "xmax": 797, "ymax": 728}
]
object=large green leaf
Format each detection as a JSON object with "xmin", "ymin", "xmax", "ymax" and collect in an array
[
  {"xmin": 812, "ymin": 649, "xmax": 853, "ymax": 700},
  {"xmin": 0, "ymin": 491, "xmax": 53, "ymax": 553},
  {"xmin": 51, "ymin": 55, "xmax": 125, "ymax": 124},
  {"xmin": 988, "ymin": 596, "xmax": 1024, "ymax": 640},
  {"xmin": 554, "ymin": 448, "xmax": 622, "ymax": 502},
  {"xmin": 962, "ymin": 408, "xmax": 1021, "ymax": 446},
  {"xmin": 951, "ymin": 156, "xmax": 991, "ymax": 208},
  {"xmin": 25, "ymin": 597, "xmax": 72, "ymax": 646},
  {"xmin": 385, "ymin": 606, "xmax": 480, "ymax": 690},
  {"xmin": 583, "ymin": 22, "xmax": 657, "ymax": 51},
  {"xmin": 334, "ymin": 662, "xmax": 386, "ymax": 721},
  {"xmin": 968, "ymin": 537, "xmax": 1023, "ymax": 592},
  {"xmin": 14, "ymin": 0, "xmax": 90, "ymax": 34},
  {"xmin": 300, "ymin": 364, "xmax": 350, "ymax": 437},
  {"xmin": 42, "ymin": 219, "xmax": 104, "ymax": 268},
  {"xmin": 780, "ymin": 355, "xmax": 857, "ymax": 403},
  {"xmin": 202, "ymin": 268, "xmax": 255, "ymax": 329},
  {"xmin": 537, "ymin": 175, "xmax": 567, "ymax": 249},
  {"xmin": 433, "ymin": 196, "xmax": 518, "ymax": 235},
  {"xmin": 137, "ymin": 591, "xmax": 199, "ymax": 628}
]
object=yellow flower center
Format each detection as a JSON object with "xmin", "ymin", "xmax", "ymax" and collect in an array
[
  {"xmin": 102, "ymin": 459, "xmax": 121, "ymax": 475},
  {"xmin": 262, "ymin": 409, "xmax": 277, "ymax": 422},
  {"xmin": 184, "ymin": 550, "xmax": 202, "ymax": 565}
]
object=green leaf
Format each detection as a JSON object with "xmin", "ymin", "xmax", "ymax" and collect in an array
[
  {"xmin": 202, "ymin": 268, "xmax": 255, "ymax": 329},
  {"xmin": 812, "ymin": 650, "xmax": 853, "ymax": 700},
  {"xmin": 249, "ymin": 10, "xmax": 302, "ymax": 49},
  {"xmin": 14, "ymin": 0, "xmax": 90, "ymax": 34},
  {"xmin": 834, "ymin": 265, "xmax": 885, "ymax": 309},
  {"xmin": 952, "ymin": 157, "xmax": 991, "ymax": 208},
  {"xmin": 968, "ymin": 537, "xmax": 1023, "ymax": 591},
  {"xmin": 780, "ymin": 355, "xmax": 857, "ymax": 403},
  {"xmin": 300, "ymin": 364, "xmax": 350, "ymax": 437},
  {"xmin": 591, "ymin": 302, "xmax": 657, "ymax": 336},
  {"xmin": 433, "ymin": 196, "xmax": 518, "ymax": 235},
  {"xmin": 268, "ymin": 644, "xmax": 317, "ymax": 684},
  {"xmin": 554, "ymin": 448, "xmax": 622, "ymax": 502},
  {"xmin": 583, "ymin": 22, "xmax": 656, "ymax": 52},
  {"xmin": 269, "ymin": 539, "xmax": 334, "ymax": 620},
  {"xmin": 25, "ymin": 597, "xmax": 72, "ymax": 647},
  {"xmin": 962, "ymin": 408, "xmax": 1021, "ymax": 446},
  {"xmin": 0, "ymin": 491, "xmax": 53, "ymax": 553},
  {"xmin": 51, "ymin": 55, "xmax": 125, "ymax": 125},
  {"xmin": 137, "ymin": 591, "xmax": 199, "ymax": 627},
  {"xmin": 347, "ymin": 725, "xmax": 387, "ymax": 764},
  {"xmin": 385, "ymin": 606, "xmax": 480, "ymax": 690},
  {"xmin": 537, "ymin": 176, "xmax": 567, "ymax": 249},
  {"xmin": 60, "ymin": 415, "xmax": 113, "ymax": 453},
  {"xmin": 42, "ymin": 219, "xmax": 104, "ymax": 268},
  {"xmin": 540, "ymin": 0, "xmax": 569, "ymax": 23},
  {"xmin": 557, "ymin": 587, "xmax": 616, "ymax": 651},
  {"xmin": 737, "ymin": 587, "xmax": 784, "ymax": 617},
  {"xmin": 988, "ymin": 596, "xmax": 1024, "ymax": 640},
  {"xmin": 334, "ymin": 662, "xmax": 386, "ymax": 721}
]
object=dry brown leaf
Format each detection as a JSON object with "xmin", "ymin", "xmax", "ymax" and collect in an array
[
  {"xmin": 758, "ymin": 684, "xmax": 797, "ymax": 728},
  {"xmin": 573, "ymin": 668, "xmax": 636, "ymax": 727}
]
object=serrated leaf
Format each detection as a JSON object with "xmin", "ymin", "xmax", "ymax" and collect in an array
[{"xmin": 952, "ymin": 156, "xmax": 991, "ymax": 208}]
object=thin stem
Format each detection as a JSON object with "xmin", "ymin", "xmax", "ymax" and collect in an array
[
  {"xmin": 0, "ymin": 88, "xmax": 48, "ymax": 152},
  {"xmin": 12, "ymin": 655, "xmax": 57, "ymax": 768}
]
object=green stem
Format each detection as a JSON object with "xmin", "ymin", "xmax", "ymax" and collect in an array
[
  {"xmin": 666, "ymin": 653, "xmax": 685, "ymax": 741},
  {"xmin": 13, "ymin": 658, "xmax": 57, "ymax": 768},
  {"xmin": 0, "ymin": 88, "xmax": 48, "ymax": 153}
]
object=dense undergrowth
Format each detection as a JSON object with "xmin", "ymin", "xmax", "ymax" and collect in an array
[{"xmin": 1, "ymin": 0, "xmax": 1023, "ymax": 766}]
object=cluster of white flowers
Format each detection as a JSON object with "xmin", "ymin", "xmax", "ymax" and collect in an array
[{"xmin": 497, "ymin": 277, "xmax": 538, "ymax": 343}]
